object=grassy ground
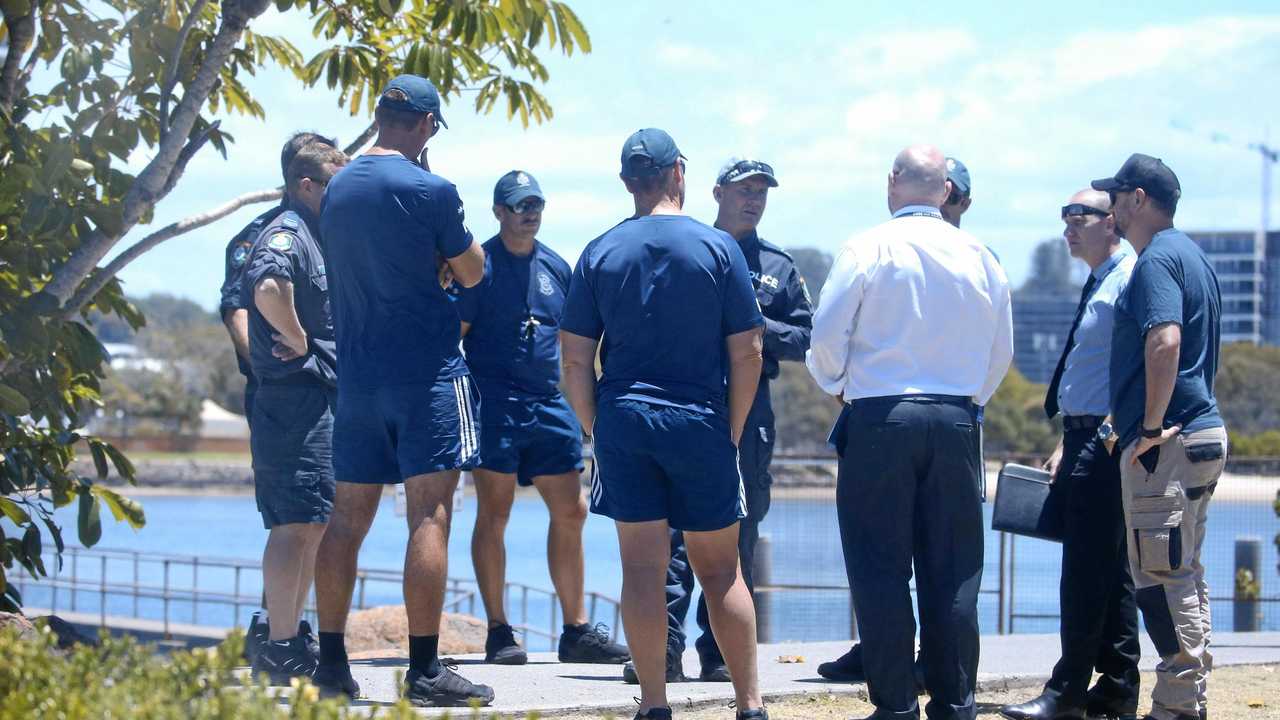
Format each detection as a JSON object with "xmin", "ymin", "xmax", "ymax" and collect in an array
[{"xmin": 552, "ymin": 664, "xmax": 1279, "ymax": 719}]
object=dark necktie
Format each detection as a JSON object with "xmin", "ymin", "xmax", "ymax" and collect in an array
[{"xmin": 1043, "ymin": 275, "xmax": 1099, "ymax": 420}]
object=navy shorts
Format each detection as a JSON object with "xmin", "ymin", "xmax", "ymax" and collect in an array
[
  {"xmin": 590, "ymin": 398, "xmax": 746, "ymax": 532},
  {"xmin": 250, "ymin": 381, "xmax": 336, "ymax": 529},
  {"xmin": 477, "ymin": 393, "xmax": 584, "ymax": 486},
  {"xmin": 333, "ymin": 375, "xmax": 480, "ymax": 484}
]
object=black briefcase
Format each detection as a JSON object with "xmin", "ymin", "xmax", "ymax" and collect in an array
[{"xmin": 991, "ymin": 463, "xmax": 1065, "ymax": 542}]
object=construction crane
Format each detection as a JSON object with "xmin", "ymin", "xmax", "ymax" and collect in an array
[{"xmin": 1170, "ymin": 121, "xmax": 1277, "ymax": 242}]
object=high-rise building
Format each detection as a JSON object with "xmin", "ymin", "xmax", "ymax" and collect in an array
[
  {"xmin": 1187, "ymin": 230, "xmax": 1278, "ymax": 345},
  {"xmin": 1012, "ymin": 294, "xmax": 1078, "ymax": 384}
]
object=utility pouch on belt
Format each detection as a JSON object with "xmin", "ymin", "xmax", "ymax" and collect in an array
[
  {"xmin": 1184, "ymin": 440, "xmax": 1225, "ymax": 464},
  {"xmin": 1130, "ymin": 487, "xmax": 1183, "ymax": 573}
]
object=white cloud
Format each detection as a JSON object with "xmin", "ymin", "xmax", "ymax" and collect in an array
[
  {"xmin": 655, "ymin": 42, "xmax": 724, "ymax": 70},
  {"xmin": 835, "ymin": 29, "xmax": 978, "ymax": 83}
]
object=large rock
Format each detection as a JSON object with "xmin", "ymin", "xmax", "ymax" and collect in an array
[
  {"xmin": 344, "ymin": 606, "xmax": 486, "ymax": 657},
  {"xmin": 0, "ymin": 611, "xmax": 38, "ymax": 642},
  {"xmin": 33, "ymin": 615, "xmax": 97, "ymax": 648}
]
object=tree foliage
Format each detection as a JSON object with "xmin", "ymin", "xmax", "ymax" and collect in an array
[{"xmin": 0, "ymin": 0, "xmax": 590, "ymax": 609}]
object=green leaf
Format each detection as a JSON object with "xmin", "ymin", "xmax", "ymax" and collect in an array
[
  {"xmin": 91, "ymin": 485, "xmax": 145, "ymax": 530},
  {"xmin": 77, "ymin": 488, "xmax": 102, "ymax": 547},
  {"xmin": 0, "ymin": 384, "xmax": 31, "ymax": 415},
  {"xmin": 102, "ymin": 444, "xmax": 136, "ymax": 483},
  {"xmin": 22, "ymin": 526, "xmax": 45, "ymax": 576},
  {"xmin": 40, "ymin": 514, "xmax": 65, "ymax": 556},
  {"xmin": 88, "ymin": 440, "xmax": 110, "ymax": 479},
  {"xmin": 0, "ymin": 497, "xmax": 31, "ymax": 526}
]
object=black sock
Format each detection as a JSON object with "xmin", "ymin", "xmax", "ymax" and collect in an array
[
  {"xmin": 318, "ymin": 631, "xmax": 347, "ymax": 666},
  {"xmin": 563, "ymin": 622, "xmax": 590, "ymax": 635},
  {"xmin": 409, "ymin": 634, "xmax": 441, "ymax": 676}
]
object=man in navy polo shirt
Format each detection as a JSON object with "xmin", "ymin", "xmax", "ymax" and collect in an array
[
  {"xmin": 941, "ymin": 157, "xmax": 972, "ymax": 229},
  {"xmin": 560, "ymin": 129, "xmax": 769, "ymax": 720},
  {"xmin": 622, "ymin": 156, "xmax": 811, "ymax": 685},
  {"xmin": 452, "ymin": 170, "xmax": 630, "ymax": 667},
  {"xmin": 243, "ymin": 141, "xmax": 347, "ymax": 684},
  {"xmin": 312, "ymin": 74, "xmax": 493, "ymax": 708},
  {"xmin": 1094, "ymin": 154, "xmax": 1226, "ymax": 720}
]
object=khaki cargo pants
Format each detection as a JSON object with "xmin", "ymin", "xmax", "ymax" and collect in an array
[{"xmin": 1120, "ymin": 426, "xmax": 1228, "ymax": 720}]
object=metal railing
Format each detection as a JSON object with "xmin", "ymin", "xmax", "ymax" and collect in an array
[{"xmin": 11, "ymin": 546, "xmax": 620, "ymax": 650}]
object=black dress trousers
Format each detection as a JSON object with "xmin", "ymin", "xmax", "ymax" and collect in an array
[
  {"xmin": 1042, "ymin": 428, "xmax": 1140, "ymax": 707},
  {"xmin": 836, "ymin": 395, "xmax": 983, "ymax": 720}
]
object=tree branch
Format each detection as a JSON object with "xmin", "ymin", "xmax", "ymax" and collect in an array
[
  {"xmin": 159, "ymin": 0, "xmax": 210, "ymax": 142},
  {"xmin": 161, "ymin": 119, "xmax": 219, "ymax": 196},
  {"xmin": 0, "ymin": 2, "xmax": 37, "ymax": 116},
  {"xmin": 60, "ymin": 188, "xmax": 282, "ymax": 319},
  {"xmin": 343, "ymin": 120, "xmax": 376, "ymax": 155},
  {"xmin": 41, "ymin": 0, "xmax": 271, "ymax": 308}
]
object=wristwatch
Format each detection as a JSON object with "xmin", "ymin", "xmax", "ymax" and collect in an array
[
  {"xmin": 1141, "ymin": 425, "xmax": 1163, "ymax": 439},
  {"xmin": 1095, "ymin": 421, "xmax": 1114, "ymax": 441}
]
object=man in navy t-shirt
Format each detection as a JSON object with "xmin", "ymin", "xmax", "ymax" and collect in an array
[
  {"xmin": 451, "ymin": 170, "xmax": 629, "ymax": 667},
  {"xmin": 1094, "ymin": 154, "xmax": 1226, "ymax": 720},
  {"xmin": 312, "ymin": 74, "xmax": 493, "ymax": 708},
  {"xmin": 560, "ymin": 128, "xmax": 768, "ymax": 720}
]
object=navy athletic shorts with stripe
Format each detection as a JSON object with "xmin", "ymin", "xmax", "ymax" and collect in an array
[
  {"xmin": 477, "ymin": 392, "xmax": 584, "ymax": 487},
  {"xmin": 333, "ymin": 375, "xmax": 481, "ymax": 484},
  {"xmin": 590, "ymin": 398, "xmax": 746, "ymax": 532}
]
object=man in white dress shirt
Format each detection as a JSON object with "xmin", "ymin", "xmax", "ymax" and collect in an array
[{"xmin": 807, "ymin": 145, "xmax": 1013, "ymax": 720}]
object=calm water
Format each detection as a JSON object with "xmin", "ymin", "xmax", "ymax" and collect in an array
[{"xmin": 13, "ymin": 488, "xmax": 1280, "ymax": 650}]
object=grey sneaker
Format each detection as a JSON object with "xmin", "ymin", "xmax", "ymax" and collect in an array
[
  {"xmin": 558, "ymin": 622, "xmax": 631, "ymax": 664},
  {"xmin": 404, "ymin": 663, "xmax": 495, "ymax": 707},
  {"xmin": 484, "ymin": 622, "xmax": 528, "ymax": 665},
  {"xmin": 622, "ymin": 642, "xmax": 686, "ymax": 683}
]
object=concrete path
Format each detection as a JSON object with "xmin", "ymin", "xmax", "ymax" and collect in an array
[{"xmin": 334, "ymin": 632, "xmax": 1280, "ymax": 717}]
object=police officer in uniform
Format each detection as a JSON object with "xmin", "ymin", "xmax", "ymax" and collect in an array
[
  {"xmin": 223, "ymin": 131, "xmax": 335, "ymax": 663},
  {"xmin": 244, "ymin": 142, "xmax": 348, "ymax": 683},
  {"xmin": 453, "ymin": 170, "xmax": 630, "ymax": 666},
  {"xmin": 622, "ymin": 157, "xmax": 811, "ymax": 684}
]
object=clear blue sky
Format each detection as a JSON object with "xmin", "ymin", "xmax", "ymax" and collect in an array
[{"xmin": 106, "ymin": 1, "xmax": 1280, "ymax": 309}]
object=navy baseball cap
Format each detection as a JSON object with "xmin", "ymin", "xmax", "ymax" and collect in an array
[
  {"xmin": 1092, "ymin": 153, "xmax": 1181, "ymax": 206},
  {"xmin": 717, "ymin": 157, "xmax": 778, "ymax": 187},
  {"xmin": 493, "ymin": 170, "xmax": 544, "ymax": 206},
  {"xmin": 620, "ymin": 128, "xmax": 685, "ymax": 178},
  {"xmin": 946, "ymin": 157, "xmax": 970, "ymax": 196},
  {"xmin": 377, "ymin": 74, "xmax": 448, "ymax": 129}
]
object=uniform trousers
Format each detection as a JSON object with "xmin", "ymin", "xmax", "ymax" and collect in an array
[
  {"xmin": 836, "ymin": 395, "xmax": 982, "ymax": 720},
  {"xmin": 1041, "ymin": 427, "xmax": 1140, "ymax": 707}
]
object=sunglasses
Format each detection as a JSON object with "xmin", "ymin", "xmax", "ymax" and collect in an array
[
  {"xmin": 508, "ymin": 197, "xmax": 545, "ymax": 215},
  {"xmin": 718, "ymin": 159, "xmax": 774, "ymax": 185},
  {"xmin": 1061, "ymin": 203, "xmax": 1109, "ymax": 220}
]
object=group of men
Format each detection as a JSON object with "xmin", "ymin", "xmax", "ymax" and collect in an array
[{"xmin": 217, "ymin": 71, "xmax": 1227, "ymax": 720}]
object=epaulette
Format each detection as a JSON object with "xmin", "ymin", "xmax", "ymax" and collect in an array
[
  {"xmin": 757, "ymin": 237, "xmax": 794, "ymax": 261},
  {"xmin": 280, "ymin": 214, "xmax": 300, "ymax": 230}
]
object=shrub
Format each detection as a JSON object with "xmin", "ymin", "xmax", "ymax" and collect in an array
[{"xmin": 0, "ymin": 627, "xmax": 545, "ymax": 719}]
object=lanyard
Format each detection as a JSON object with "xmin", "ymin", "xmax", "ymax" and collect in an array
[{"xmin": 496, "ymin": 241, "xmax": 541, "ymax": 342}]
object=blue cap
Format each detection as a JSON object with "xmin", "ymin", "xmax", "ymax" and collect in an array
[
  {"xmin": 377, "ymin": 74, "xmax": 448, "ymax": 129},
  {"xmin": 946, "ymin": 157, "xmax": 970, "ymax": 195},
  {"xmin": 620, "ymin": 128, "xmax": 685, "ymax": 178},
  {"xmin": 493, "ymin": 170, "xmax": 544, "ymax": 206}
]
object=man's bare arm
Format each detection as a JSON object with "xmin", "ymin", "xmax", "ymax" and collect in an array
[
  {"xmin": 560, "ymin": 331, "xmax": 600, "ymax": 434},
  {"xmin": 222, "ymin": 308, "xmax": 251, "ymax": 362},
  {"xmin": 447, "ymin": 242, "xmax": 487, "ymax": 289},
  {"xmin": 253, "ymin": 277, "xmax": 307, "ymax": 360},
  {"xmin": 726, "ymin": 326, "xmax": 765, "ymax": 446},
  {"xmin": 1142, "ymin": 322, "xmax": 1181, "ymax": 428}
]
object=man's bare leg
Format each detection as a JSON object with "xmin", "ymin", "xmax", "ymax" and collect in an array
[
  {"xmin": 616, "ymin": 519, "xmax": 672, "ymax": 714},
  {"xmin": 263, "ymin": 523, "xmax": 327, "ymax": 641},
  {"xmin": 686, "ymin": 522, "xmax": 763, "ymax": 712},
  {"xmin": 292, "ymin": 527, "xmax": 325, "ymax": 628},
  {"xmin": 315, "ymin": 483, "xmax": 381, "ymax": 635},
  {"xmin": 470, "ymin": 469, "xmax": 517, "ymax": 625},
  {"xmin": 403, "ymin": 469, "xmax": 460, "ymax": 637},
  {"xmin": 533, "ymin": 471, "xmax": 589, "ymax": 625}
]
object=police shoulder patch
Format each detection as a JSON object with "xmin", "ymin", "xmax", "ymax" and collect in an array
[
  {"xmin": 267, "ymin": 232, "xmax": 294, "ymax": 251},
  {"xmin": 231, "ymin": 242, "xmax": 250, "ymax": 268}
]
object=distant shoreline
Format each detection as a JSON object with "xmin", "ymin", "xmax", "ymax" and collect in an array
[{"xmin": 89, "ymin": 457, "xmax": 1280, "ymax": 504}]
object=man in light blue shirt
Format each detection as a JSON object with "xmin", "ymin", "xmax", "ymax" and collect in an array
[{"xmin": 1002, "ymin": 189, "xmax": 1139, "ymax": 720}]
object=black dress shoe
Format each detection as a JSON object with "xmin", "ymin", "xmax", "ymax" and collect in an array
[
  {"xmin": 817, "ymin": 643, "xmax": 865, "ymax": 682},
  {"xmin": 1085, "ymin": 691, "xmax": 1137, "ymax": 720},
  {"xmin": 1001, "ymin": 694, "xmax": 1085, "ymax": 720}
]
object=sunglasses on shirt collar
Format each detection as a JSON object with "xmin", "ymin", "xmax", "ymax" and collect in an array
[
  {"xmin": 1061, "ymin": 203, "xmax": 1109, "ymax": 220},
  {"xmin": 508, "ymin": 197, "xmax": 546, "ymax": 215}
]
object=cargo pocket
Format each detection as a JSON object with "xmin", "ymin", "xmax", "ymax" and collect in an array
[{"xmin": 1129, "ymin": 489, "xmax": 1184, "ymax": 573}]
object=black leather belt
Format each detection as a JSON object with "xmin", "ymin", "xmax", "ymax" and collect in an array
[
  {"xmin": 851, "ymin": 394, "xmax": 973, "ymax": 408},
  {"xmin": 1062, "ymin": 414, "xmax": 1105, "ymax": 431}
]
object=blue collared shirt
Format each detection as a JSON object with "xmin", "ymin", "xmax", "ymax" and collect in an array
[{"xmin": 1056, "ymin": 249, "xmax": 1135, "ymax": 416}]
